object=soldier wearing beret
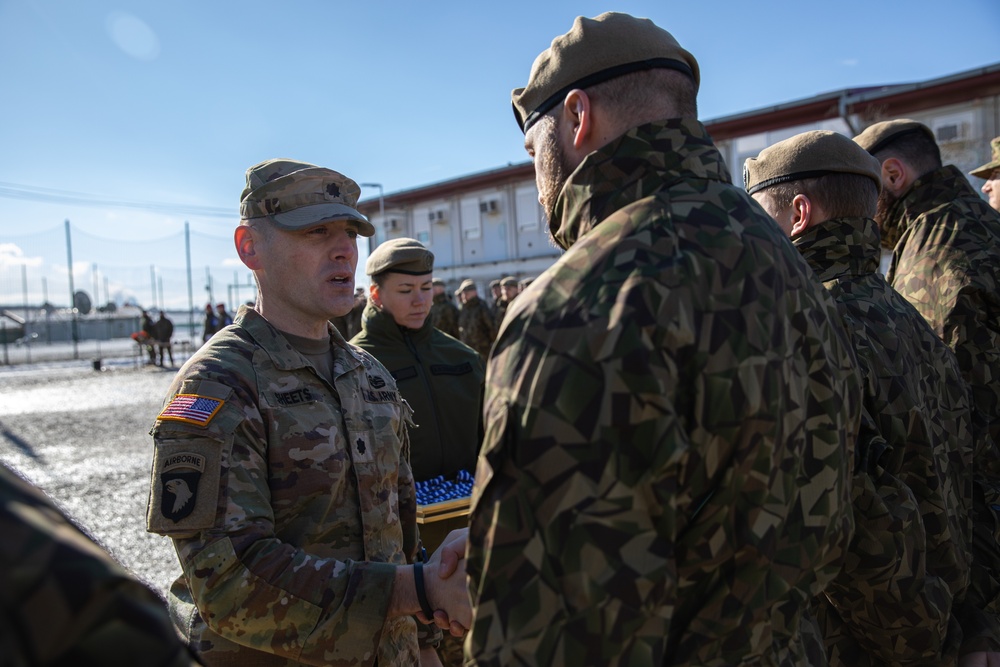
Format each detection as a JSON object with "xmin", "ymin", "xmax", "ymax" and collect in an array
[
  {"xmin": 429, "ymin": 278, "xmax": 460, "ymax": 339},
  {"xmin": 455, "ymin": 280, "xmax": 495, "ymax": 364},
  {"xmin": 746, "ymin": 130, "xmax": 977, "ymax": 665},
  {"xmin": 465, "ymin": 12, "xmax": 862, "ymax": 666},
  {"xmin": 855, "ymin": 120, "xmax": 1000, "ymax": 653},
  {"xmin": 145, "ymin": 159, "xmax": 470, "ymax": 666},
  {"xmin": 350, "ymin": 238, "xmax": 485, "ymax": 483},
  {"xmin": 971, "ymin": 136, "xmax": 1000, "ymax": 213}
]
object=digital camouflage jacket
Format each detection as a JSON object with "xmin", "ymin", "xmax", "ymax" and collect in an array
[
  {"xmin": 146, "ymin": 306, "xmax": 421, "ymax": 666},
  {"xmin": 466, "ymin": 119, "xmax": 862, "ymax": 666},
  {"xmin": 882, "ymin": 166, "xmax": 1000, "ymax": 643},
  {"xmin": 794, "ymin": 216, "xmax": 974, "ymax": 665}
]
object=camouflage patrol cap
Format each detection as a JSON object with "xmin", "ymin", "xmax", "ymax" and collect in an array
[
  {"xmin": 459, "ymin": 279, "xmax": 477, "ymax": 292},
  {"xmin": 744, "ymin": 131, "xmax": 882, "ymax": 195},
  {"xmin": 366, "ymin": 237, "xmax": 434, "ymax": 276},
  {"xmin": 240, "ymin": 158, "xmax": 375, "ymax": 236},
  {"xmin": 512, "ymin": 12, "xmax": 700, "ymax": 133},
  {"xmin": 853, "ymin": 119, "xmax": 935, "ymax": 156},
  {"xmin": 500, "ymin": 276, "xmax": 518, "ymax": 287},
  {"xmin": 970, "ymin": 136, "xmax": 1000, "ymax": 178}
]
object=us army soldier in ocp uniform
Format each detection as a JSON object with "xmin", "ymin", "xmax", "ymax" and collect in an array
[
  {"xmin": 146, "ymin": 159, "xmax": 470, "ymax": 667},
  {"xmin": 746, "ymin": 131, "xmax": 975, "ymax": 665},
  {"xmin": 466, "ymin": 13, "xmax": 861, "ymax": 666}
]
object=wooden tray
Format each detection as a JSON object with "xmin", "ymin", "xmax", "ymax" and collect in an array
[{"xmin": 416, "ymin": 496, "xmax": 471, "ymax": 524}]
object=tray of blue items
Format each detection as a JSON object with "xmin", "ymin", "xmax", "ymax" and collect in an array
[{"xmin": 415, "ymin": 470, "xmax": 474, "ymax": 524}]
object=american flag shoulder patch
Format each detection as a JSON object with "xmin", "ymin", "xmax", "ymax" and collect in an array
[{"xmin": 159, "ymin": 394, "xmax": 224, "ymax": 426}]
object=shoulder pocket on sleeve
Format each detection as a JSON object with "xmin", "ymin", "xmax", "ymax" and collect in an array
[{"xmin": 146, "ymin": 431, "xmax": 232, "ymax": 538}]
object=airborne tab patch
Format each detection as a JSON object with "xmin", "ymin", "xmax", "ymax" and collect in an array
[{"xmin": 159, "ymin": 394, "xmax": 224, "ymax": 426}]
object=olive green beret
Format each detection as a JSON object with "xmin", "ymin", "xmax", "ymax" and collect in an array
[
  {"xmin": 365, "ymin": 238, "xmax": 434, "ymax": 276},
  {"xmin": 511, "ymin": 12, "xmax": 700, "ymax": 133},
  {"xmin": 971, "ymin": 137, "xmax": 1000, "ymax": 179},
  {"xmin": 432, "ymin": 278, "xmax": 445, "ymax": 287},
  {"xmin": 240, "ymin": 158, "xmax": 375, "ymax": 236},
  {"xmin": 853, "ymin": 119, "xmax": 935, "ymax": 156},
  {"xmin": 489, "ymin": 279, "xmax": 500, "ymax": 288},
  {"xmin": 744, "ymin": 131, "xmax": 882, "ymax": 196},
  {"xmin": 500, "ymin": 276, "xmax": 518, "ymax": 287},
  {"xmin": 458, "ymin": 279, "xmax": 477, "ymax": 292}
]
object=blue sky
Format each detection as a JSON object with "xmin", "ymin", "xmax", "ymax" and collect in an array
[{"xmin": 1, "ymin": 0, "xmax": 998, "ymax": 308}]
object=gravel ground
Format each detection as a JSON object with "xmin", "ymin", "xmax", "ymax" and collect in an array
[{"xmin": 0, "ymin": 355, "xmax": 190, "ymax": 596}]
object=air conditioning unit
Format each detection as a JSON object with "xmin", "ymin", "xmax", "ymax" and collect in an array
[
  {"xmin": 428, "ymin": 209, "xmax": 447, "ymax": 223},
  {"xmin": 479, "ymin": 199, "xmax": 499, "ymax": 214},
  {"xmin": 934, "ymin": 120, "xmax": 969, "ymax": 144},
  {"xmin": 384, "ymin": 218, "xmax": 400, "ymax": 231}
]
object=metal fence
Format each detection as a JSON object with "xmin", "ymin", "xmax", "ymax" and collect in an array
[{"xmin": 1, "ymin": 220, "xmax": 254, "ymax": 365}]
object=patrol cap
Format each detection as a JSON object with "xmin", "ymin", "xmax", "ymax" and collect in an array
[
  {"xmin": 512, "ymin": 12, "xmax": 700, "ymax": 134},
  {"xmin": 500, "ymin": 276, "xmax": 518, "ymax": 287},
  {"xmin": 240, "ymin": 158, "xmax": 375, "ymax": 237},
  {"xmin": 366, "ymin": 237, "xmax": 434, "ymax": 276},
  {"xmin": 459, "ymin": 279, "xmax": 477, "ymax": 292},
  {"xmin": 971, "ymin": 137, "xmax": 1000, "ymax": 179},
  {"xmin": 744, "ymin": 131, "xmax": 882, "ymax": 196},
  {"xmin": 853, "ymin": 119, "xmax": 935, "ymax": 156}
]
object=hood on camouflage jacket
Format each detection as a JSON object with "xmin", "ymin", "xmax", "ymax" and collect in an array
[
  {"xmin": 351, "ymin": 303, "xmax": 485, "ymax": 482},
  {"xmin": 468, "ymin": 118, "xmax": 862, "ymax": 667}
]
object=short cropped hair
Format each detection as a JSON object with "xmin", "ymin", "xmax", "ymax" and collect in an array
[
  {"xmin": 872, "ymin": 131, "xmax": 942, "ymax": 177},
  {"xmin": 586, "ymin": 68, "xmax": 698, "ymax": 124},
  {"xmin": 762, "ymin": 172, "xmax": 879, "ymax": 220}
]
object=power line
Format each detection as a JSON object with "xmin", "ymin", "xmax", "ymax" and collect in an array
[{"xmin": 0, "ymin": 181, "xmax": 236, "ymax": 219}]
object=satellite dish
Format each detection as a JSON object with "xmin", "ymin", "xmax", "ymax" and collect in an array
[{"xmin": 74, "ymin": 290, "xmax": 92, "ymax": 315}]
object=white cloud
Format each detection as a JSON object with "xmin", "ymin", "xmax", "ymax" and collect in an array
[{"xmin": 0, "ymin": 243, "xmax": 44, "ymax": 268}]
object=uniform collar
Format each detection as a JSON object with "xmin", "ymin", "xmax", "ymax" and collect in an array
[
  {"xmin": 360, "ymin": 302, "xmax": 433, "ymax": 343},
  {"xmin": 880, "ymin": 165, "xmax": 977, "ymax": 249},
  {"xmin": 234, "ymin": 305, "xmax": 363, "ymax": 376},
  {"xmin": 792, "ymin": 216, "xmax": 881, "ymax": 283},
  {"xmin": 551, "ymin": 118, "xmax": 730, "ymax": 250}
]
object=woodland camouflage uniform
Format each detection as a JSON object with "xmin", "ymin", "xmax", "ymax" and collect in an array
[
  {"xmin": 880, "ymin": 164, "xmax": 1000, "ymax": 650},
  {"xmin": 457, "ymin": 295, "xmax": 495, "ymax": 363},
  {"xmin": 430, "ymin": 292, "xmax": 460, "ymax": 339},
  {"xmin": 466, "ymin": 119, "xmax": 862, "ymax": 666},
  {"xmin": 146, "ymin": 306, "xmax": 426, "ymax": 666},
  {"xmin": 793, "ymin": 216, "xmax": 975, "ymax": 665}
]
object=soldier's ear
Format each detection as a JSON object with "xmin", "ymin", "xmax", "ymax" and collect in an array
[
  {"xmin": 369, "ymin": 283, "xmax": 381, "ymax": 308},
  {"xmin": 790, "ymin": 194, "xmax": 813, "ymax": 236},
  {"xmin": 561, "ymin": 89, "xmax": 592, "ymax": 152},
  {"xmin": 235, "ymin": 225, "xmax": 263, "ymax": 270},
  {"xmin": 881, "ymin": 158, "xmax": 910, "ymax": 196}
]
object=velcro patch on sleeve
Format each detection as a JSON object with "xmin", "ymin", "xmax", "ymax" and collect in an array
[
  {"xmin": 147, "ymin": 438, "xmax": 226, "ymax": 536},
  {"xmin": 159, "ymin": 394, "xmax": 224, "ymax": 426}
]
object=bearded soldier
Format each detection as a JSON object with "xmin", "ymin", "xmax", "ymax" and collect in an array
[{"xmin": 465, "ymin": 13, "xmax": 861, "ymax": 666}]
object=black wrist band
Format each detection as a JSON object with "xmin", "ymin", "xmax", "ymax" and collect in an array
[{"xmin": 413, "ymin": 561, "xmax": 435, "ymax": 619}]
